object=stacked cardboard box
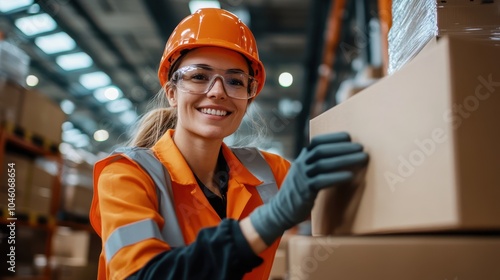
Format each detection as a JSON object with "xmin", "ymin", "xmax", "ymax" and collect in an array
[
  {"xmin": 291, "ymin": 31, "xmax": 500, "ymax": 280},
  {"xmin": 0, "ymin": 77, "xmax": 66, "ymax": 147},
  {"xmin": 0, "ymin": 78, "xmax": 24, "ymax": 125},
  {"xmin": 19, "ymin": 89, "xmax": 66, "ymax": 145},
  {"xmin": 1, "ymin": 153, "xmax": 56, "ymax": 216},
  {"xmin": 61, "ymin": 163, "xmax": 94, "ymax": 218},
  {"xmin": 288, "ymin": 235, "xmax": 500, "ymax": 280}
]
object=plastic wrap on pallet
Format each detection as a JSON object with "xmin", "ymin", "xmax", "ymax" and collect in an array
[
  {"xmin": 0, "ymin": 41, "xmax": 30, "ymax": 86},
  {"xmin": 388, "ymin": 0, "xmax": 437, "ymax": 74},
  {"xmin": 388, "ymin": 0, "xmax": 500, "ymax": 74}
]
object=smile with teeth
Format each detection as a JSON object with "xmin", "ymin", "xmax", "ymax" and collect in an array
[{"xmin": 199, "ymin": 108, "xmax": 229, "ymax": 116}]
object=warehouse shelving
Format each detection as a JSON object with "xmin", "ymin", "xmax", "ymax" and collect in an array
[{"xmin": 0, "ymin": 124, "xmax": 96, "ymax": 279}]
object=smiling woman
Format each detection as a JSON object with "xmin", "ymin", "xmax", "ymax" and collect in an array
[{"xmin": 90, "ymin": 7, "xmax": 368, "ymax": 280}]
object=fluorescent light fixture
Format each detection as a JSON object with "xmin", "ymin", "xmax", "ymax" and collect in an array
[
  {"xmin": 62, "ymin": 121, "xmax": 74, "ymax": 131},
  {"xmin": 72, "ymin": 135, "xmax": 90, "ymax": 148},
  {"xmin": 14, "ymin": 13, "xmax": 57, "ymax": 36},
  {"xmin": 189, "ymin": 0, "xmax": 220, "ymax": 14},
  {"xmin": 0, "ymin": 0, "xmax": 33, "ymax": 13},
  {"xmin": 62, "ymin": 129, "xmax": 90, "ymax": 148},
  {"xmin": 119, "ymin": 110, "xmax": 138, "ymax": 125},
  {"xmin": 60, "ymin": 99, "xmax": 75, "ymax": 114},
  {"xmin": 27, "ymin": 4, "xmax": 40, "ymax": 14},
  {"xmin": 56, "ymin": 52, "xmax": 93, "ymax": 71},
  {"xmin": 105, "ymin": 98, "xmax": 133, "ymax": 113},
  {"xmin": 35, "ymin": 32, "xmax": 76, "ymax": 54},
  {"xmin": 62, "ymin": 128, "xmax": 83, "ymax": 141},
  {"xmin": 93, "ymin": 86, "xmax": 122, "ymax": 103},
  {"xmin": 79, "ymin": 71, "xmax": 111, "ymax": 90}
]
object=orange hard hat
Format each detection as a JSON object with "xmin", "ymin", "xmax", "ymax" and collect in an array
[{"xmin": 157, "ymin": 8, "xmax": 266, "ymax": 95}]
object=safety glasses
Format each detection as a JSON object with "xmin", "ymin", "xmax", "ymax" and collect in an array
[{"xmin": 171, "ymin": 65, "xmax": 258, "ymax": 100}]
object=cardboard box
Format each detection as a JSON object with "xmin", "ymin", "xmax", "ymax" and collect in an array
[
  {"xmin": 310, "ymin": 36, "xmax": 500, "ymax": 235},
  {"xmin": 19, "ymin": 89, "xmax": 66, "ymax": 145},
  {"xmin": 52, "ymin": 227, "xmax": 91, "ymax": 267},
  {"xmin": 63, "ymin": 184, "xmax": 93, "ymax": 217},
  {"xmin": 0, "ymin": 77, "xmax": 24, "ymax": 124},
  {"xmin": 288, "ymin": 235, "xmax": 500, "ymax": 280},
  {"xmin": 269, "ymin": 249, "xmax": 286, "ymax": 280},
  {"xmin": 27, "ymin": 165, "xmax": 54, "ymax": 216},
  {"xmin": 0, "ymin": 153, "xmax": 33, "ymax": 213}
]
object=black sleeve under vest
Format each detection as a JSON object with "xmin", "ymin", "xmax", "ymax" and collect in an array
[{"xmin": 126, "ymin": 219, "xmax": 263, "ymax": 280}]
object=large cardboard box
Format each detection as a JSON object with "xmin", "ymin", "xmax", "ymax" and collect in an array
[
  {"xmin": 288, "ymin": 235, "xmax": 500, "ymax": 280},
  {"xmin": 0, "ymin": 77, "xmax": 24, "ymax": 124},
  {"xmin": 19, "ymin": 89, "xmax": 66, "ymax": 145},
  {"xmin": 310, "ymin": 36, "xmax": 500, "ymax": 235}
]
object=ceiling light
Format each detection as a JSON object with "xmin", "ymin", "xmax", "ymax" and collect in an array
[
  {"xmin": 35, "ymin": 32, "xmax": 76, "ymax": 54},
  {"xmin": 93, "ymin": 86, "xmax": 123, "ymax": 103},
  {"xmin": 93, "ymin": 129, "xmax": 109, "ymax": 142},
  {"xmin": 278, "ymin": 72, "xmax": 293, "ymax": 87},
  {"xmin": 189, "ymin": 0, "xmax": 220, "ymax": 14},
  {"xmin": 56, "ymin": 52, "xmax": 93, "ymax": 71},
  {"xmin": 72, "ymin": 135, "xmax": 90, "ymax": 148},
  {"xmin": 79, "ymin": 71, "xmax": 111, "ymax": 90},
  {"xmin": 27, "ymin": 4, "xmax": 40, "ymax": 14},
  {"xmin": 0, "ymin": 0, "xmax": 33, "ymax": 13},
  {"xmin": 105, "ymin": 98, "xmax": 133, "ymax": 113},
  {"xmin": 62, "ymin": 121, "xmax": 74, "ymax": 131},
  {"xmin": 62, "ymin": 129, "xmax": 90, "ymax": 148},
  {"xmin": 119, "ymin": 110, "xmax": 138, "ymax": 125},
  {"xmin": 60, "ymin": 99, "xmax": 75, "ymax": 114},
  {"xmin": 14, "ymin": 13, "xmax": 57, "ymax": 36},
  {"xmin": 26, "ymin": 74, "xmax": 39, "ymax": 87},
  {"xmin": 62, "ymin": 128, "xmax": 83, "ymax": 142}
]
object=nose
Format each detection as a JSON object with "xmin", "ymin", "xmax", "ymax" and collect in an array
[{"xmin": 206, "ymin": 76, "xmax": 228, "ymax": 99}]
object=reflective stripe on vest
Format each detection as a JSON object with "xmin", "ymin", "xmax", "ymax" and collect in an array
[
  {"xmin": 105, "ymin": 218, "xmax": 162, "ymax": 262},
  {"xmin": 231, "ymin": 147, "xmax": 277, "ymax": 204},
  {"xmin": 103, "ymin": 146, "xmax": 278, "ymax": 263}
]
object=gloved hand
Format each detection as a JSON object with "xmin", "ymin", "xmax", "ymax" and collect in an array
[{"xmin": 249, "ymin": 132, "xmax": 368, "ymax": 245}]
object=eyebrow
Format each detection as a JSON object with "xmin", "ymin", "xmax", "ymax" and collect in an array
[{"xmin": 190, "ymin": 64, "xmax": 247, "ymax": 74}]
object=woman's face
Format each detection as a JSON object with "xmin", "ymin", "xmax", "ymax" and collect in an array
[{"xmin": 167, "ymin": 47, "xmax": 251, "ymax": 141}]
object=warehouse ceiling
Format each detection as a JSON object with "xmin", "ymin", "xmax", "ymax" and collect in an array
[{"xmin": 0, "ymin": 0, "xmax": 380, "ymax": 159}]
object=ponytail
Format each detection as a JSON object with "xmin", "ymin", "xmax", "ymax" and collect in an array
[{"xmin": 127, "ymin": 86, "xmax": 177, "ymax": 148}]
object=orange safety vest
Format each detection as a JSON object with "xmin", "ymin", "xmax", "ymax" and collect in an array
[{"xmin": 90, "ymin": 130, "xmax": 291, "ymax": 280}]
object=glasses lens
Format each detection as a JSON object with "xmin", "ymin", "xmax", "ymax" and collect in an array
[{"xmin": 174, "ymin": 66, "xmax": 257, "ymax": 99}]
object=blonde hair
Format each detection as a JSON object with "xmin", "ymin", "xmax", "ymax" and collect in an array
[{"xmin": 127, "ymin": 83, "xmax": 177, "ymax": 148}]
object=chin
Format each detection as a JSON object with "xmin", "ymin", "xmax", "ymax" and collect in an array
[{"xmin": 196, "ymin": 126, "xmax": 236, "ymax": 140}]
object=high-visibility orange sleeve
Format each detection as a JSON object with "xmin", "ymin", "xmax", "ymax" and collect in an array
[{"xmin": 96, "ymin": 158, "xmax": 171, "ymax": 280}]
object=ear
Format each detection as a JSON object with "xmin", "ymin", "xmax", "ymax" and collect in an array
[{"xmin": 166, "ymin": 86, "xmax": 178, "ymax": 107}]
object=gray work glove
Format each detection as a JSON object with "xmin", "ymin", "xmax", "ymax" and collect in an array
[{"xmin": 249, "ymin": 132, "xmax": 368, "ymax": 245}]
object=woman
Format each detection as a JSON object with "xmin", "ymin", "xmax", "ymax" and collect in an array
[{"xmin": 90, "ymin": 8, "xmax": 368, "ymax": 280}]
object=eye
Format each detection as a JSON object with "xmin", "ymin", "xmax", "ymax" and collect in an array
[
  {"xmin": 227, "ymin": 77, "xmax": 245, "ymax": 87},
  {"xmin": 189, "ymin": 72, "xmax": 210, "ymax": 82}
]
